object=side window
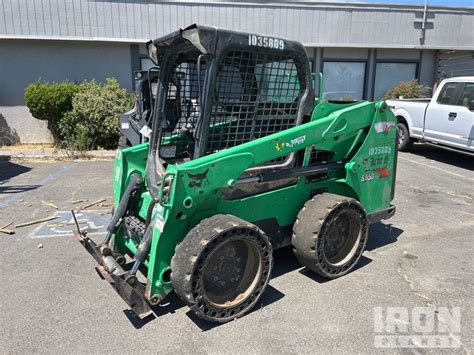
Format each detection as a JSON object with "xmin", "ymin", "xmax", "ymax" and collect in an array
[
  {"xmin": 436, "ymin": 82, "xmax": 460, "ymax": 105},
  {"xmin": 255, "ymin": 60, "xmax": 299, "ymax": 102},
  {"xmin": 206, "ymin": 50, "xmax": 302, "ymax": 155},
  {"xmin": 455, "ymin": 83, "xmax": 474, "ymax": 110}
]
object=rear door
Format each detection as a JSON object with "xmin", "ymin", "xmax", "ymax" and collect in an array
[
  {"xmin": 424, "ymin": 82, "xmax": 473, "ymax": 150},
  {"xmin": 454, "ymin": 82, "xmax": 474, "ymax": 150}
]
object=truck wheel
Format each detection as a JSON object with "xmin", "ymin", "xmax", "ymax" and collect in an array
[
  {"xmin": 171, "ymin": 215, "xmax": 273, "ymax": 323},
  {"xmin": 292, "ymin": 193, "xmax": 368, "ymax": 278},
  {"xmin": 397, "ymin": 122, "xmax": 413, "ymax": 152}
]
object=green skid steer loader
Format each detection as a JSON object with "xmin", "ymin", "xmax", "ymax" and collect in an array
[{"xmin": 73, "ymin": 24, "xmax": 398, "ymax": 323}]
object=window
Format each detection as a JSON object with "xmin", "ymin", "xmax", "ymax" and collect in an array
[
  {"xmin": 322, "ymin": 61, "xmax": 366, "ymax": 101},
  {"xmin": 456, "ymin": 83, "xmax": 474, "ymax": 110},
  {"xmin": 207, "ymin": 50, "xmax": 302, "ymax": 154},
  {"xmin": 255, "ymin": 60, "xmax": 299, "ymax": 102},
  {"xmin": 159, "ymin": 58, "xmax": 206, "ymax": 156},
  {"xmin": 437, "ymin": 82, "xmax": 461, "ymax": 105},
  {"xmin": 374, "ymin": 62, "xmax": 417, "ymax": 99}
]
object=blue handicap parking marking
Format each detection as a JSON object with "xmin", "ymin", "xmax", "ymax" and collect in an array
[{"xmin": 31, "ymin": 210, "xmax": 111, "ymax": 239}]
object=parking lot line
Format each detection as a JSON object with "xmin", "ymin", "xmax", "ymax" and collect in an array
[{"xmin": 399, "ymin": 156, "xmax": 473, "ymax": 182}]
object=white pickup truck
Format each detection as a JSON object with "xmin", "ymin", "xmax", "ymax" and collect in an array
[{"xmin": 386, "ymin": 77, "xmax": 473, "ymax": 156}]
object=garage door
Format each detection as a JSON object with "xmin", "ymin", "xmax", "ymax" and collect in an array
[{"xmin": 436, "ymin": 50, "xmax": 474, "ymax": 81}]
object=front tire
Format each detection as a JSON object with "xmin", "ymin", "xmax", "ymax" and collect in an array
[
  {"xmin": 171, "ymin": 215, "xmax": 273, "ymax": 323},
  {"xmin": 292, "ymin": 193, "xmax": 368, "ymax": 278},
  {"xmin": 397, "ymin": 122, "xmax": 413, "ymax": 152}
]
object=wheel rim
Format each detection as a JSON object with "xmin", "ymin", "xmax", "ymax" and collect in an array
[
  {"xmin": 202, "ymin": 238, "xmax": 263, "ymax": 308},
  {"xmin": 397, "ymin": 125, "xmax": 405, "ymax": 146},
  {"xmin": 323, "ymin": 210, "xmax": 362, "ymax": 266}
]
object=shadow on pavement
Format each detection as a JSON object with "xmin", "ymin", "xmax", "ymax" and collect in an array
[
  {"xmin": 366, "ymin": 222, "xmax": 403, "ymax": 251},
  {"xmin": 271, "ymin": 246, "xmax": 302, "ymax": 279},
  {"xmin": 408, "ymin": 145, "xmax": 474, "ymax": 171},
  {"xmin": 299, "ymin": 255, "xmax": 372, "ymax": 283},
  {"xmin": 297, "ymin": 221, "xmax": 403, "ymax": 283},
  {"xmin": 185, "ymin": 285, "xmax": 285, "ymax": 332},
  {"xmin": 123, "ymin": 222, "xmax": 403, "ymax": 329},
  {"xmin": 124, "ymin": 248, "xmax": 295, "ymax": 330},
  {"xmin": 0, "ymin": 184, "xmax": 40, "ymax": 194},
  {"xmin": 123, "ymin": 291, "xmax": 185, "ymax": 329},
  {"xmin": 0, "ymin": 160, "xmax": 32, "ymax": 185},
  {"xmin": 125, "ymin": 284, "xmax": 285, "ymax": 331},
  {"xmin": 0, "ymin": 113, "xmax": 20, "ymax": 146}
]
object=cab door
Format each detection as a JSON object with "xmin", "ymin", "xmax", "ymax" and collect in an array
[{"xmin": 424, "ymin": 82, "xmax": 473, "ymax": 150}]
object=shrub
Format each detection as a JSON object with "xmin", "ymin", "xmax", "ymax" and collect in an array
[
  {"xmin": 24, "ymin": 81, "xmax": 82, "ymax": 141},
  {"xmin": 383, "ymin": 79, "xmax": 431, "ymax": 100},
  {"xmin": 59, "ymin": 78, "xmax": 133, "ymax": 150}
]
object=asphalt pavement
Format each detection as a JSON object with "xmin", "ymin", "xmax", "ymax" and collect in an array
[{"xmin": 0, "ymin": 145, "xmax": 472, "ymax": 353}]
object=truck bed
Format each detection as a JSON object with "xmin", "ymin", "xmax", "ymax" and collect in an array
[{"xmin": 386, "ymin": 99, "xmax": 429, "ymax": 139}]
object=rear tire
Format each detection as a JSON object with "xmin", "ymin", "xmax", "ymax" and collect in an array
[
  {"xmin": 292, "ymin": 193, "xmax": 368, "ymax": 278},
  {"xmin": 397, "ymin": 122, "xmax": 413, "ymax": 152},
  {"xmin": 171, "ymin": 215, "xmax": 273, "ymax": 323}
]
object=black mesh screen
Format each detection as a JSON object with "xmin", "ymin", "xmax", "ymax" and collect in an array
[
  {"xmin": 206, "ymin": 50, "xmax": 302, "ymax": 155},
  {"xmin": 308, "ymin": 147, "xmax": 334, "ymax": 166},
  {"xmin": 160, "ymin": 59, "xmax": 205, "ymax": 156}
]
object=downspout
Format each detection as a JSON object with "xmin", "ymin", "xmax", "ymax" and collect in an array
[{"xmin": 419, "ymin": 0, "xmax": 428, "ymax": 46}]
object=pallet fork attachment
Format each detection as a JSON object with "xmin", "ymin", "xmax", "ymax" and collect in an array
[{"xmin": 71, "ymin": 210, "xmax": 152, "ymax": 318}]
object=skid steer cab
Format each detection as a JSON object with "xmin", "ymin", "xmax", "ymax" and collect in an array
[
  {"xmin": 119, "ymin": 68, "xmax": 159, "ymax": 147},
  {"xmin": 74, "ymin": 24, "xmax": 397, "ymax": 323}
]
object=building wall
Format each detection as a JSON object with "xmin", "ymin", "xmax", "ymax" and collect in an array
[
  {"xmin": 0, "ymin": 39, "xmax": 133, "ymax": 106},
  {"xmin": 0, "ymin": 39, "xmax": 133, "ymax": 144},
  {"xmin": 0, "ymin": 39, "xmax": 439, "ymax": 144},
  {"xmin": 1, "ymin": 1, "xmax": 473, "ymax": 50},
  {"xmin": 1, "ymin": 1, "xmax": 472, "ymax": 145}
]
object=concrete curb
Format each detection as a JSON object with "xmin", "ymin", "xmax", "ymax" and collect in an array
[{"xmin": 0, "ymin": 148, "xmax": 116, "ymax": 160}]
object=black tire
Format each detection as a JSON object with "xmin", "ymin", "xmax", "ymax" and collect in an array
[
  {"xmin": 292, "ymin": 193, "xmax": 368, "ymax": 279},
  {"xmin": 171, "ymin": 214, "xmax": 273, "ymax": 323},
  {"xmin": 397, "ymin": 122, "xmax": 413, "ymax": 152}
]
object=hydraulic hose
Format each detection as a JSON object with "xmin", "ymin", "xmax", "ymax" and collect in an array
[
  {"xmin": 103, "ymin": 173, "xmax": 143, "ymax": 244},
  {"xmin": 131, "ymin": 224, "xmax": 154, "ymax": 274}
]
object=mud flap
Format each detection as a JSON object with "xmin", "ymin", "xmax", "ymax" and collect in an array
[{"xmin": 73, "ymin": 231, "xmax": 153, "ymax": 318}]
